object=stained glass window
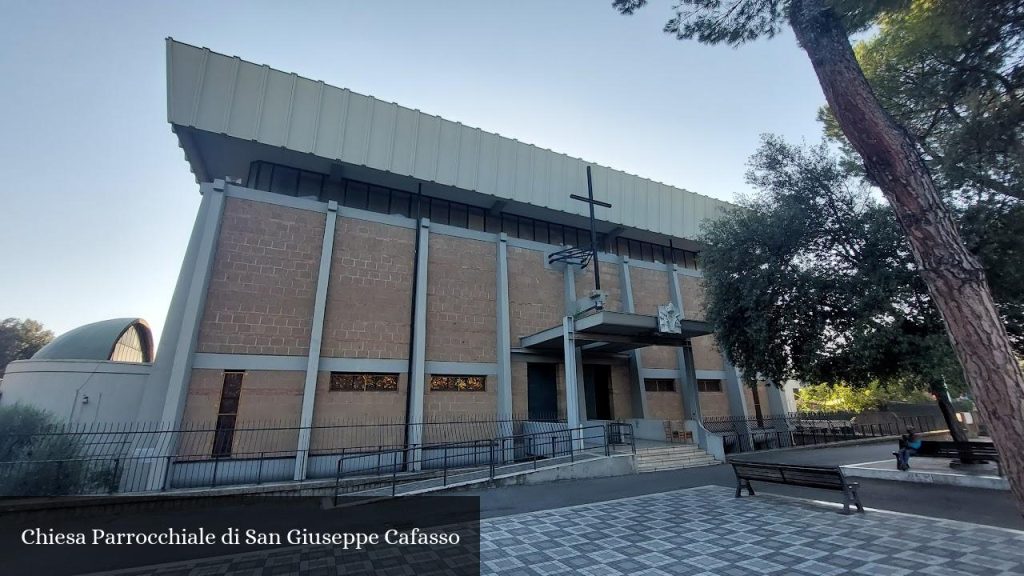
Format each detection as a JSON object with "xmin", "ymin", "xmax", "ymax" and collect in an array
[
  {"xmin": 429, "ymin": 375, "xmax": 486, "ymax": 392},
  {"xmin": 213, "ymin": 371, "xmax": 243, "ymax": 458},
  {"xmin": 329, "ymin": 372, "xmax": 399, "ymax": 392}
]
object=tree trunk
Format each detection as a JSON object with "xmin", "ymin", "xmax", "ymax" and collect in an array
[
  {"xmin": 789, "ymin": 0, "xmax": 1024, "ymax": 512},
  {"xmin": 930, "ymin": 382, "xmax": 970, "ymax": 444}
]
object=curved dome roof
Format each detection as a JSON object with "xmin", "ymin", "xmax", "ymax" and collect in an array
[{"xmin": 32, "ymin": 318, "xmax": 154, "ymax": 363}]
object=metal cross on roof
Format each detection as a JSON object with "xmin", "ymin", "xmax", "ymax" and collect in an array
[{"xmin": 548, "ymin": 166, "xmax": 612, "ymax": 291}]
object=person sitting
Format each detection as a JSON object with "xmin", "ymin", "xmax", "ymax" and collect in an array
[{"xmin": 895, "ymin": 427, "xmax": 921, "ymax": 471}]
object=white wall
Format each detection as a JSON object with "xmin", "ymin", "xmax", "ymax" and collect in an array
[
  {"xmin": 783, "ymin": 380, "xmax": 801, "ymax": 413},
  {"xmin": 0, "ymin": 359, "xmax": 151, "ymax": 423}
]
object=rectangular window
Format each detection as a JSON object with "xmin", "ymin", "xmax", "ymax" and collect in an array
[
  {"xmin": 449, "ymin": 203, "xmax": 469, "ymax": 228},
  {"xmin": 549, "ymin": 223, "xmax": 565, "ymax": 246},
  {"xmin": 367, "ymin": 186, "xmax": 390, "ymax": 213},
  {"xmin": 212, "ymin": 371, "xmax": 243, "ymax": 458},
  {"xmin": 344, "ymin": 181, "xmax": 369, "ymax": 209},
  {"xmin": 329, "ymin": 372, "xmax": 399, "ymax": 392},
  {"xmin": 430, "ymin": 198, "xmax": 451, "ymax": 225},
  {"xmin": 501, "ymin": 213, "xmax": 517, "ymax": 237},
  {"xmin": 270, "ymin": 165, "xmax": 299, "ymax": 196},
  {"xmin": 518, "ymin": 217, "xmax": 535, "ymax": 241},
  {"xmin": 429, "ymin": 375, "xmax": 486, "ymax": 392},
  {"xmin": 644, "ymin": 378, "xmax": 675, "ymax": 392},
  {"xmin": 297, "ymin": 171, "xmax": 324, "ymax": 198},
  {"xmin": 255, "ymin": 163, "xmax": 273, "ymax": 192},
  {"xmin": 697, "ymin": 379, "xmax": 723, "ymax": 393},
  {"xmin": 390, "ymin": 190, "xmax": 411, "ymax": 217},
  {"xmin": 485, "ymin": 213, "xmax": 502, "ymax": 234},
  {"xmin": 468, "ymin": 206, "xmax": 486, "ymax": 231}
]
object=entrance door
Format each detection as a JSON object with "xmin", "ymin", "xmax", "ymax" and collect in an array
[
  {"xmin": 583, "ymin": 365, "xmax": 613, "ymax": 420},
  {"xmin": 527, "ymin": 363, "xmax": 558, "ymax": 420}
]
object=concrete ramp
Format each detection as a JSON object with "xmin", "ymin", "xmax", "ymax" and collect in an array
[{"xmin": 337, "ymin": 451, "xmax": 633, "ymax": 498}]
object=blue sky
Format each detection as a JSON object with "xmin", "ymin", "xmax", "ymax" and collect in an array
[{"xmin": 0, "ymin": 1, "xmax": 827, "ymax": 343}]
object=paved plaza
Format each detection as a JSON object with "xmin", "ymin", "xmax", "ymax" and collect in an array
[
  {"xmin": 77, "ymin": 483, "xmax": 1024, "ymax": 576},
  {"xmin": 480, "ymin": 485, "xmax": 1024, "ymax": 576}
]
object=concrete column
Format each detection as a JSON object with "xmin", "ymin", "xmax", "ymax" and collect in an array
[
  {"xmin": 562, "ymin": 262, "xmax": 585, "ymax": 434},
  {"xmin": 562, "ymin": 317, "xmax": 584, "ymax": 450},
  {"xmin": 495, "ymin": 234, "xmax": 513, "ymax": 460},
  {"xmin": 723, "ymin": 357, "xmax": 753, "ymax": 450},
  {"xmin": 563, "ymin": 262, "xmax": 577, "ymax": 315},
  {"xmin": 145, "ymin": 180, "xmax": 227, "ymax": 490},
  {"xmin": 765, "ymin": 381, "xmax": 787, "ymax": 416},
  {"xmin": 407, "ymin": 219, "xmax": 430, "ymax": 471},
  {"xmin": 619, "ymin": 257, "xmax": 647, "ymax": 419},
  {"xmin": 294, "ymin": 200, "xmax": 338, "ymax": 480},
  {"xmin": 764, "ymin": 380, "xmax": 792, "ymax": 448},
  {"xmin": 668, "ymin": 265, "xmax": 701, "ymax": 425}
]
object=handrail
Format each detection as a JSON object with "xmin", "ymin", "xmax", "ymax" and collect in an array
[{"xmin": 332, "ymin": 422, "xmax": 634, "ymax": 503}]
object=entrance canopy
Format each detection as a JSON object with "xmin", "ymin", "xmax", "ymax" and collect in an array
[{"xmin": 520, "ymin": 311, "xmax": 713, "ymax": 354}]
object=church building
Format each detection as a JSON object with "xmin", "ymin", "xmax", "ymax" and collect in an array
[{"xmin": 3, "ymin": 39, "xmax": 789, "ymax": 488}]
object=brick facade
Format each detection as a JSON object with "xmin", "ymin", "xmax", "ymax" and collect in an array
[
  {"xmin": 320, "ymin": 217, "xmax": 415, "ymax": 359},
  {"xmin": 179, "ymin": 368, "xmax": 303, "ymax": 457},
  {"xmin": 197, "ymin": 197, "xmax": 325, "ymax": 356},
  {"xmin": 645, "ymin": 388, "xmax": 685, "ymax": 421},
  {"xmin": 692, "ymin": 335, "xmax": 725, "ymax": 371},
  {"xmin": 425, "ymin": 235, "xmax": 497, "ymax": 362},
  {"xmin": 183, "ymin": 195, "xmax": 734, "ymax": 436},
  {"xmin": 423, "ymin": 374, "xmax": 498, "ymax": 442},
  {"xmin": 309, "ymin": 371, "xmax": 408, "ymax": 450},
  {"xmin": 574, "ymin": 261, "xmax": 622, "ymax": 313},
  {"xmin": 699, "ymin": 389, "xmax": 730, "ymax": 417},
  {"xmin": 629, "ymin": 267, "xmax": 676, "ymax": 370},
  {"xmin": 681, "ymin": 275, "xmax": 707, "ymax": 321},
  {"xmin": 508, "ymin": 247, "xmax": 563, "ymax": 341}
]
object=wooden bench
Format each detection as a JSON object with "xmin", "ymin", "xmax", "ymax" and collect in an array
[
  {"xmin": 731, "ymin": 461, "xmax": 864, "ymax": 514},
  {"xmin": 913, "ymin": 441, "xmax": 1002, "ymax": 474}
]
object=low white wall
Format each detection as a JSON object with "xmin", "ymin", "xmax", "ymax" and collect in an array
[{"xmin": 0, "ymin": 359, "xmax": 151, "ymax": 423}]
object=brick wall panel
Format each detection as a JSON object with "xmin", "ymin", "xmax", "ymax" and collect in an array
[
  {"xmin": 508, "ymin": 248, "xmax": 563, "ymax": 340},
  {"xmin": 574, "ymin": 262, "xmax": 622, "ymax": 312},
  {"xmin": 310, "ymin": 372, "xmax": 408, "ymax": 449},
  {"xmin": 197, "ymin": 198, "xmax": 324, "ymax": 355},
  {"xmin": 425, "ymin": 235, "xmax": 497, "ymax": 362},
  {"xmin": 630, "ymin": 267, "xmax": 676, "ymax": 369},
  {"xmin": 321, "ymin": 218, "xmax": 415, "ymax": 359}
]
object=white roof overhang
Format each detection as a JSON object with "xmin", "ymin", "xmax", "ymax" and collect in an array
[{"xmin": 166, "ymin": 39, "xmax": 734, "ymax": 243}]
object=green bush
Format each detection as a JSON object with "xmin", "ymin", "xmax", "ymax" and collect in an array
[
  {"xmin": 795, "ymin": 382, "xmax": 935, "ymax": 413},
  {"xmin": 0, "ymin": 404, "xmax": 116, "ymax": 496}
]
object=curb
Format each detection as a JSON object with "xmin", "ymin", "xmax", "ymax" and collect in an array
[
  {"xmin": 841, "ymin": 462, "xmax": 1009, "ymax": 491},
  {"xmin": 723, "ymin": 430, "xmax": 948, "ymax": 460}
]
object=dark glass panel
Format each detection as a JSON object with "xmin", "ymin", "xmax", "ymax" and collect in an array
[
  {"xmin": 345, "ymin": 181, "xmax": 369, "ymax": 209},
  {"xmin": 367, "ymin": 186, "xmax": 390, "ymax": 213}
]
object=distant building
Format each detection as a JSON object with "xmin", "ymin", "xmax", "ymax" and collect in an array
[{"xmin": 1, "ymin": 319, "xmax": 154, "ymax": 422}]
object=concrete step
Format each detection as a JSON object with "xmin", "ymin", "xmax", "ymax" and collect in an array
[
  {"xmin": 635, "ymin": 446, "xmax": 702, "ymax": 456},
  {"xmin": 638, "ymin": 455, "xmax": 717, "ymax": 466},
  {"xmin": 636, "ymin": 449, "xmax": 704, "ymax": 459},
  {"xmin": 634, "ymin": 455, "xmax": 716, "ymax": 463},
  {"xmin": 634, "ymin": 444, "xmax": 718, "ymax": 474},
  {"xmin": 637, "ymin": 459, "xmax": 719, "ymax": 473}
]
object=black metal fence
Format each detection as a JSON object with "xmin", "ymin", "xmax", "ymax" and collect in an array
[
  {"xmin": 0, "ymin": 414, "xmax": 594, "ymax": 497},
  {"xmin": 333, "ymin": 423, "xmax": 635, "ymax": 501},
  {"xmin": 702, "ymin": 411, "xmax": 944, "ymax": 454}
]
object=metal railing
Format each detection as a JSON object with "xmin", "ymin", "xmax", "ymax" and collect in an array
[
  {"xmin": 702, "ymin": 411, "xmax": 943, "ymax": 454},
  {"xmin": 332, "ymin": 422, "xmax": 635, "ymax": 503},
  {"xmin": 0, "ymin": 414, "xmax": 577, "ymax": 497}
]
